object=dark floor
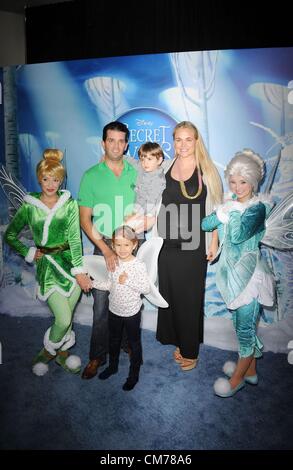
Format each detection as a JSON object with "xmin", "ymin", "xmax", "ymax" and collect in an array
[{"xmin": 0, "ymin": 314, "xmax": 293, "ymax": 455}]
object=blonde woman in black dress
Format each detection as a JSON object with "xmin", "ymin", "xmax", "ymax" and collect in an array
[{"xmin": 155, "ymin": 121, "xmax": 223, "ymax": 371}]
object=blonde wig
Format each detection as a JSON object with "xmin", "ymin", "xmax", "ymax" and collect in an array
[
  {"xmin": 36, "ymin": 148, "xmax": 65, "ymax": 182},
  {"xmin": 224, "ymin": 149, "xmax": 265, "ymax": 192},
  {"xmin": 173, "ymin": 121, "xmax": 223, "ymax": 206}
]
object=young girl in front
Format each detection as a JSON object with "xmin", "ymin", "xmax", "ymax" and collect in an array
[
  {"xmin": 202, "ymin": 149, "xmax": 275, "ymax": 397},
  {"xmin": 4, "ymin": 149, "xmax": 90, "ymax": 376},
  {"xmin": 91, "ymin": 225, "xmax": 150, "ymax": 391}
]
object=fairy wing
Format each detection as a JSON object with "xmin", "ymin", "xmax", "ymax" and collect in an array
[
  {"xmin": 261, "ymin": 191, "xmax": 293, "ymax": 250},
  {"xmin": 136, "ymin": 237, "xmax": 168, "ymax": 308},
  {"xmin": 82, "ymin": 255, "xmax": 108, "ymax": 283},
  {"xmin": 83, "ymin": 237, "xmax": 169, "ymax": 308},
  {"xmin": 0, "ymin": 166, "xmax": 33, "ymax": 240},
  {"xmin": 0, "ymin": 166, "xmax": 27, "ymax": 214}
]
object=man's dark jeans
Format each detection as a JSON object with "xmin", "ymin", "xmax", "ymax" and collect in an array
[{"xmin": 88, "ymin": 239, "xmax": 129, "ymax": 362}]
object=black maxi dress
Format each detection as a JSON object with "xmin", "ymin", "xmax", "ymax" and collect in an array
[{"xmin": 156, "ymin": 166, "xmax": 207, "ymax": 359}]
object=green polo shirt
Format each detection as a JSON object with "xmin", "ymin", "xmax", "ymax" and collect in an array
[{"xmin": 78, "ymin": 160, "xmax": 137, "ymax": 237}]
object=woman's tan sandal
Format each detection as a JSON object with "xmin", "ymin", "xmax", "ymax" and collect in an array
[
  {"xmin": 173, "ymin": 347, "xmax": 183, "ymax": 363},
  {"xmin": 180, "ymin": 358, "xmax": 197, "ymax": 371}
]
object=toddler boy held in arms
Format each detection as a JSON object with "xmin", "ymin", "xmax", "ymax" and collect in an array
[{"xmin": 126, "ymin": 142, "xmax": 166, "ymax": 218}]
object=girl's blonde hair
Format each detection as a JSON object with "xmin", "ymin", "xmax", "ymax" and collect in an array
[
  {"xmin": 173, "ymin": 121, "xmax": 223, "ymax": 205},
  {"xmin": 36, "ymin": 148, "xmax": 65, "ymax": 182}
]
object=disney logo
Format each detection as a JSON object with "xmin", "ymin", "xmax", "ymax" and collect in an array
[{"xmin": 136, "ymin": 119, "xmax": 153, "ymax": 126}]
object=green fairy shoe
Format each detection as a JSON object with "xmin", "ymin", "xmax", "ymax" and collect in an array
[
  {"xmin": 32, "ymin": 348, "xmax": 55, "ymax": 376},
  {"xmin": 55, "ymin": 350, "xmax": 81, "ymax": 374}
]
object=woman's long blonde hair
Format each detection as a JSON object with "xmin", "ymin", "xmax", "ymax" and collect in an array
[
  {"xmin": 173, "ymin": 121, "xmax": 223, "ymax": 205},
  {"xmin": 36, "ymin": 148, "xmax": 65, "ymax": 182}
]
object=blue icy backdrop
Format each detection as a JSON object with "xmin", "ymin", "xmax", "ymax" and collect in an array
[{"xmin": 0, "ymin": 47, "xmax": 293, "ymax": 352}]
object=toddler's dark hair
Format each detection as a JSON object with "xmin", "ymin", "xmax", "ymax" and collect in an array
[{"xmin": 138, "ymin": 142, "xmax": 164, "ymax": 161}]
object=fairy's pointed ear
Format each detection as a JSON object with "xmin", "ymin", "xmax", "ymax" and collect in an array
[{"xmin": 61, "ymin": 148, "xmax": 67, "ymax": 189}]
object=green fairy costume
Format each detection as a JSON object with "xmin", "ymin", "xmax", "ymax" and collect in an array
[{"xmin": 4, "ymin": 189, "xmax": 86, "ymax": 375}]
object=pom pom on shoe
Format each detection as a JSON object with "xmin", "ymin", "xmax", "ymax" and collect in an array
[
  {"xmin": 288, "ymin": 339, "xmax": 293, "ymax": 365},
  {"xmin": 223, "ymin": 361, "xmax": 236, "ymax": 377},
  {"xmin": 213, "ymin": 377, "xmax": 231, "ymax": 395},
  {"xmin": 32, "ymin": 362, "xmax": 49, "ymax": 376},
  {"xmin": 288, "ymin": 350, "xmax": 293, "ymax": 365},
  {"xmin": 65, "ymin": 355, "xmax": 81, "ymax": 370}
]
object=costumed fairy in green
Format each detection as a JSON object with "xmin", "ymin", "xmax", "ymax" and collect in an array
[{"xmin": 3, "ymin": 149, "xmax": 91, "ymax": 376}]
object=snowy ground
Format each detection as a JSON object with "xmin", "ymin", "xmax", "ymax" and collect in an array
[{"xmin": 1, "ymin": 284, "xmax": 293, "ymax": 355}]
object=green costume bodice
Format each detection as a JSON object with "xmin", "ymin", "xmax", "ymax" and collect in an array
[{"xmin": 4, "ymin": 190, "xmax": 84, "ymax": 300}]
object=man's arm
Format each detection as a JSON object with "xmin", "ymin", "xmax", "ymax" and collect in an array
[{"xmin": 79, "ymin": 206, "xmax": 118, "ymax": 271}]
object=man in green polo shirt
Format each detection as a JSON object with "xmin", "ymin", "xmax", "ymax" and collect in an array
[{"xmin": 78, "ymin": 121, "xmax": 137, "ymax": 379}]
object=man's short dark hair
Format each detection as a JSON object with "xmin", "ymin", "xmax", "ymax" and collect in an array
[{"xmin": 102, "ymin": 121, "xmax": 130, "ymax": 142}]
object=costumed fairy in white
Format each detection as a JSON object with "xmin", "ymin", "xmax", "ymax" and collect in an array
[{"xmin": 202, "ymin": 149, "xmax": 293, "ymax": 397}]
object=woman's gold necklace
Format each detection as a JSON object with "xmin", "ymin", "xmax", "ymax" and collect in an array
[
  {"xmin": 176, "ymin": 159, "xmax": 203, "ymax": 200},
  {"xmin": 179, "ymin": 179, "xmax": 202, "ymax": 199}
]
